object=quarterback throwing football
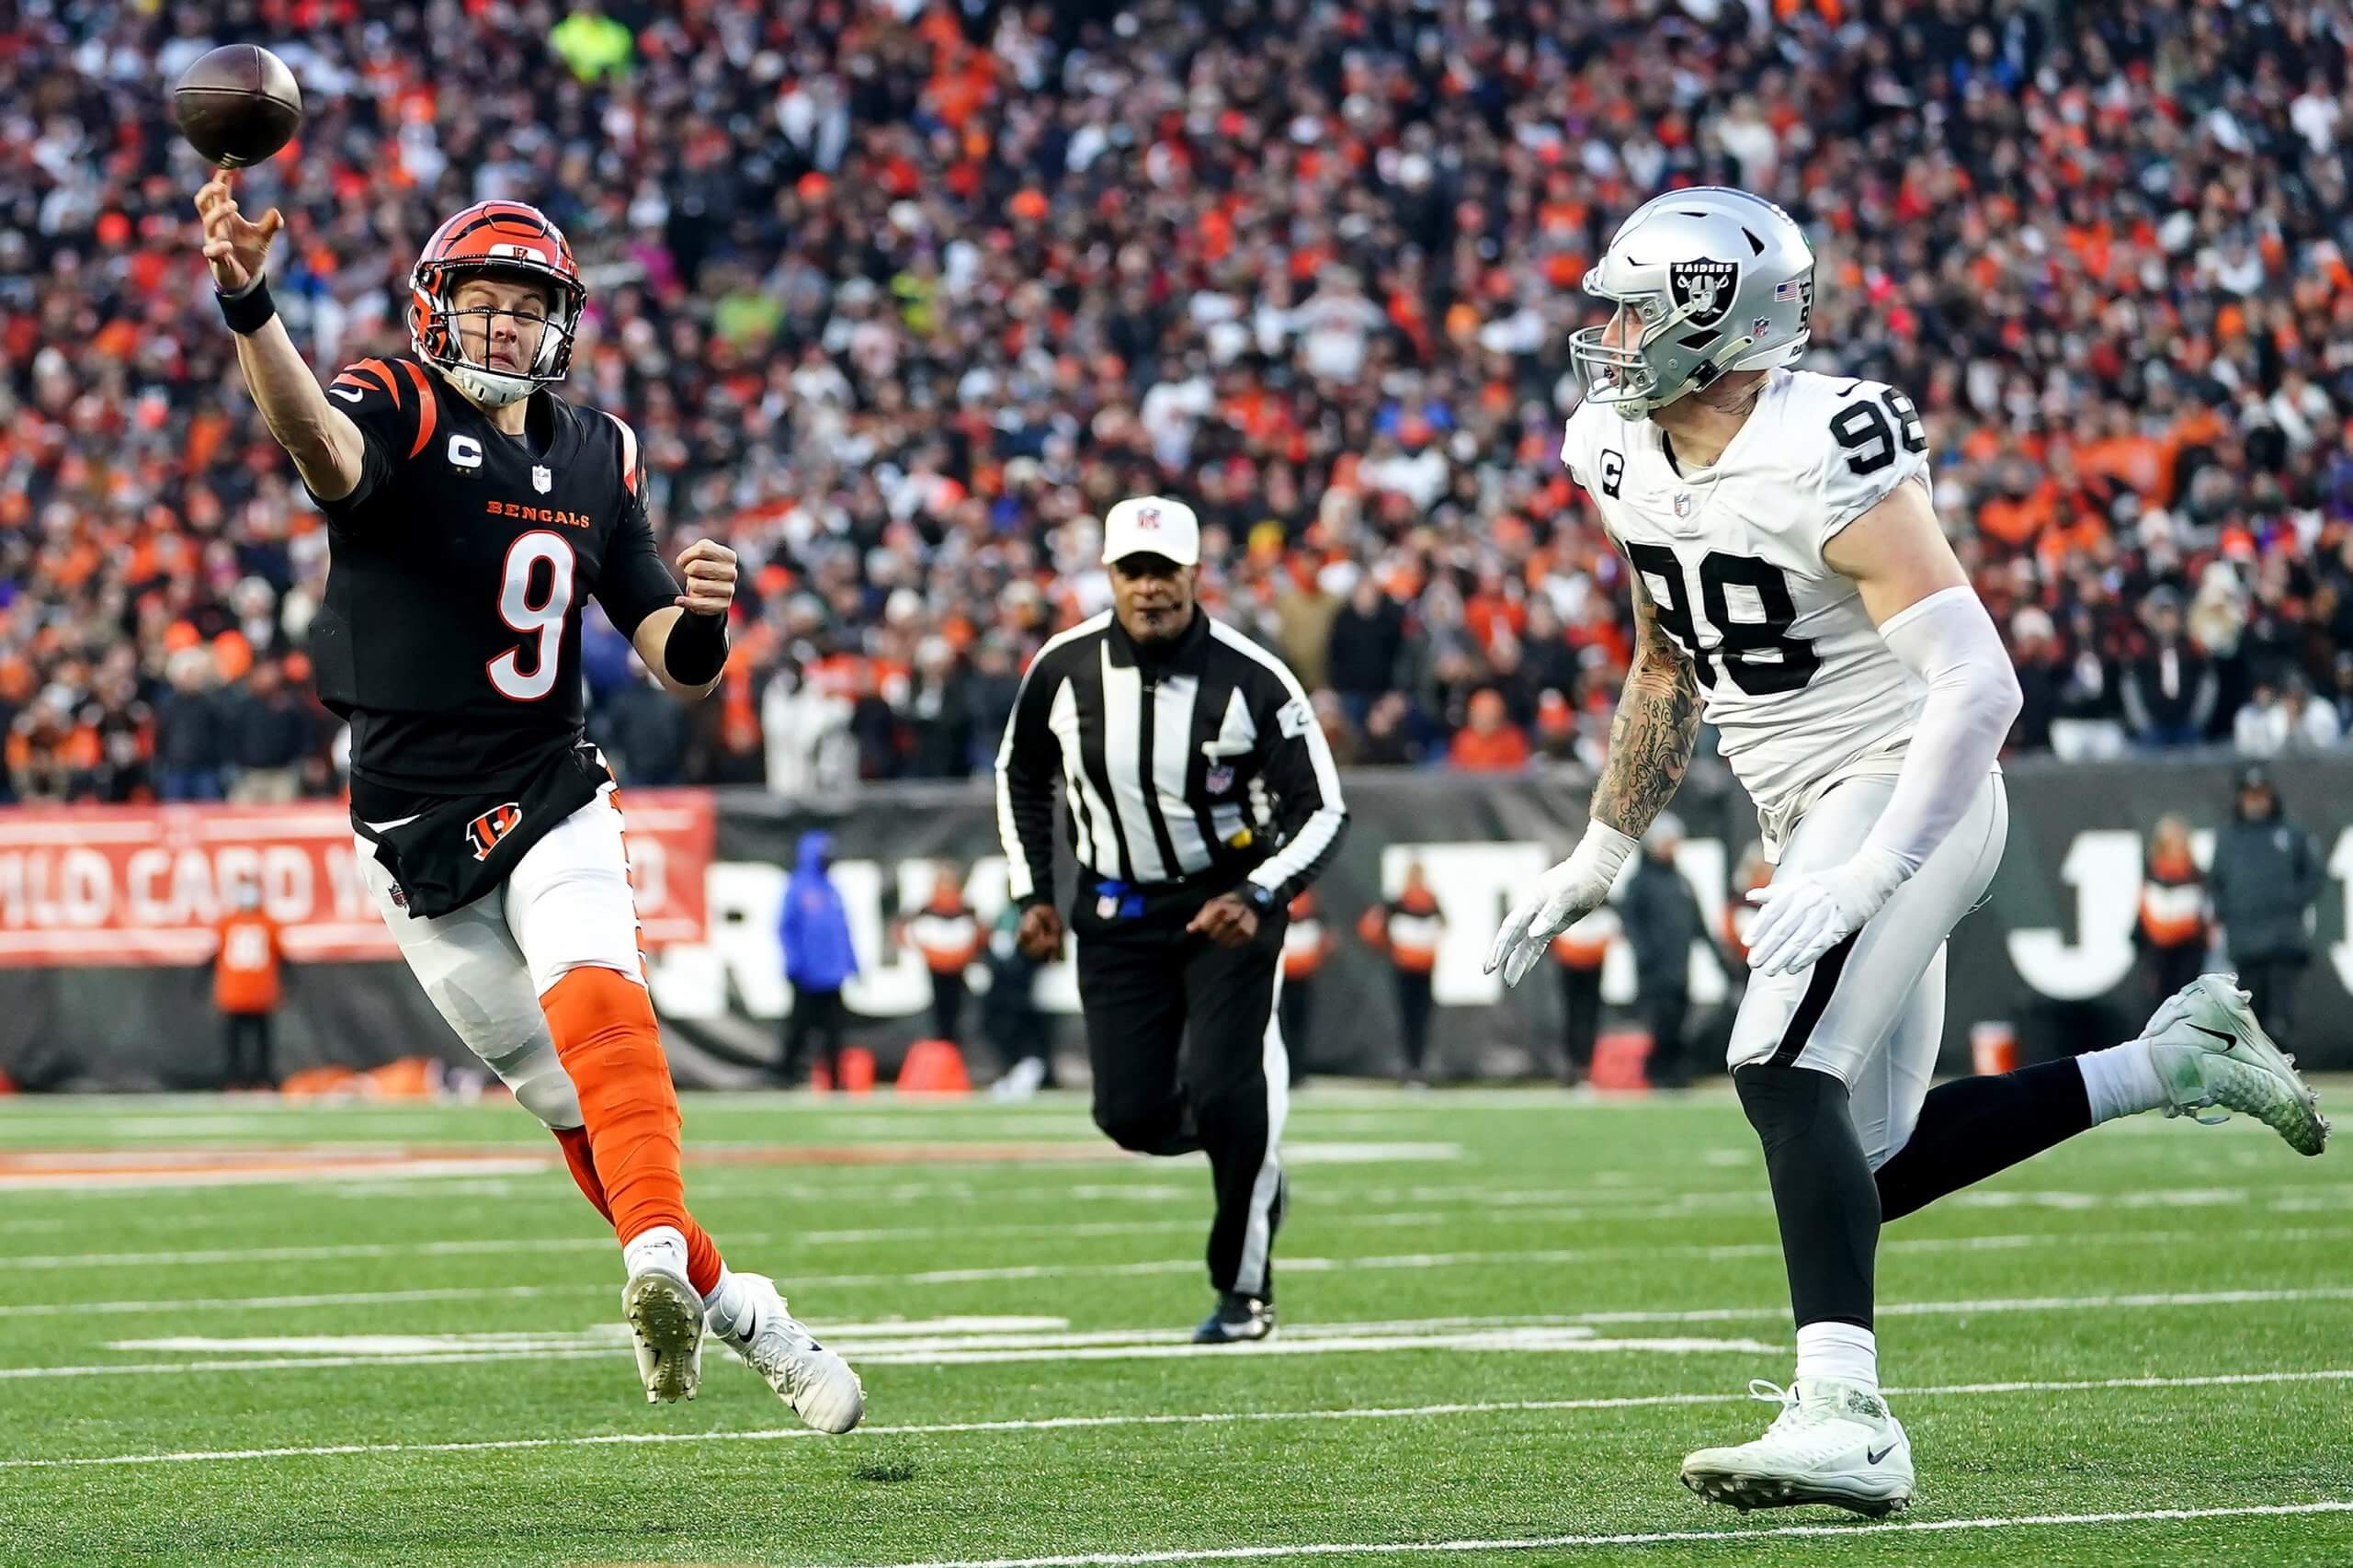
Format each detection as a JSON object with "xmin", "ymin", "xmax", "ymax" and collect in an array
[
  {"xmin": 195, "ymin": 172, "xmax": 862, "ymax": 1430},
  {"xmin": 1486, "ymin": 187, "xmax": 2325, "ymax": 1516}
]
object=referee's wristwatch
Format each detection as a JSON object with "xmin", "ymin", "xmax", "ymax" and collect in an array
[{"xmin": 1243, "ymin": 883, "xmax": 1279, "ymax": 915}]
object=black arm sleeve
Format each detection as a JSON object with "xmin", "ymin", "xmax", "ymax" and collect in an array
[
  {"xmin": 1244, "ymin": 666, "xmax": 1349, "ymax": 903},
  {"xmin": 594, "ymin": 491, "xmax": 681, "ymax": 642},
  {"xmin": 994, "ymin": 648, "xmax": 1066, "ymax": 907}
]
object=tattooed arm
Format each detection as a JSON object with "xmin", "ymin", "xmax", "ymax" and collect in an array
[
  {"xmin": 1588, "ymin": 573, "xmax": 1702, "ymax": 839},
  {"xmin": 1486, "ymin": 572, "xmax": 1699, "ymax": 987}
]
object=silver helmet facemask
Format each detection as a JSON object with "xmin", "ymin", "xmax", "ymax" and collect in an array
[{"xmin": 1568, "ymin": 187, "xmax": 1816, "ymax": 421}]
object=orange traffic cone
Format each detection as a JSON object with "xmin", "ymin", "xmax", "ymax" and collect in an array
[
  {"xmin": 896, "ymin": 1039, "xmax": 972, "ymax": 1096},
  {"xmin": 839, "ymin": 1047, "xmax": 877, "ymax": 1095},
  {"xmin": 1589, "ymin": 1028, "xmax": 1653, "ymax": 1093}
]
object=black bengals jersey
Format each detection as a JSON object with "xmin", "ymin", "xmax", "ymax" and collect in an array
[{"xmin": 302, "ymin": 355, "xmax": 677, "ymax": 804}]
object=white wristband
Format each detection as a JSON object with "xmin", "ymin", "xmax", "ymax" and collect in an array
[{"xmin": 1574, "ymin": 820, "xmax": 1641, "ymax": 883}]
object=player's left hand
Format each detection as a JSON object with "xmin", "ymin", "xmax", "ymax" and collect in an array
[
  {"xmin": 674, "ymin": 539, "xmax": 738, "ymax": 617},
  {"xmin": 1187, "ymin": 894, "xmax": 1259, "ymax": 949},
  {"xmin": 1744, "ymin": 849, "xmax": 1909, "ymax": 977}
]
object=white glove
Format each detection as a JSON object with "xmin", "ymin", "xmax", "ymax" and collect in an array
[
  {"xmin": 1486, "ymin": 824, "xmax": 1638, "ymax": 988},
  {"xmin": 1744, "ymin": 847, "xmax": 1909, "ymax": 977}
]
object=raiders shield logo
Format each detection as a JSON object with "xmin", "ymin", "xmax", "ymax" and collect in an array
[
  {"xmin": 463, "ymin": 801, "xmax": 524, "ymax": 862},
  {"xmin": 1668, "ymin": 259, "xmax": 1739, "ymax": 329},
  {"xmin": 531, "ymin": 464, "xmax": 553, "ymax": 494}
]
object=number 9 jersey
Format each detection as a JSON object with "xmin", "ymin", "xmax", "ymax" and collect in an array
[
  {"xmin": 1562, "ymin": 368, "xmax": 1934, "ymax": 849},
  {"xmin": 301, "ymin": 355, "xmax": 679, "ymax": 798}
]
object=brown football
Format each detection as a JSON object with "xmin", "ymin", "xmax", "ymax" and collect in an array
[{"xmin": 173, "ymin": 44, "xmax": 302, "ymax": 169}]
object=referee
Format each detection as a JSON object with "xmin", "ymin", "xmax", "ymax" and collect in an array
[{"xmin": 995, "ymin": 495, "xmax": 1348, "ymax": 1343}]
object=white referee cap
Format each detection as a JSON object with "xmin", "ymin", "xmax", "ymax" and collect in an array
[{"xmin": 1101, "ymin": 494, "xmax": 1200, "ymax": 567}]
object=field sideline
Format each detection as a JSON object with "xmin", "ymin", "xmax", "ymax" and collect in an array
[{"xmin": 4, "ymin": 1085, "xmax": 2349, "ymax": 1567}]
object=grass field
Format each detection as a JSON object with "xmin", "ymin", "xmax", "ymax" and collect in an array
[{"xmin": 3, "ymin": 1084, "xmax": 2349, "ymax": 1567}]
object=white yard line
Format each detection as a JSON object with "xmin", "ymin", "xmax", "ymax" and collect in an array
[
  {"xmin": 3, "ymin": 1369, "xmax": 2347, "ymax": 1471},
  {"xmin": 860, "ymin": 1501, "xmax": 2353, "ymax": 1568}
]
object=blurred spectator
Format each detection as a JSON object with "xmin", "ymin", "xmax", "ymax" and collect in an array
[
  {"xmin": 1358, "ymin": 864, "xmax": 1445, "ymax": 1088},
  {"xmin": 210, "ymin": 881, "xmax": 285, "ymax": 1091},
  {"xmin": 1279, "ymin": 889, "xmax": 1336, "ymax": 1087},
  {"xmin": 902, "ymin": 861, "xmax": 980, "ymax": 1047},
  {"xmin": 5, "ymin": 1, "xmax": 2352, "ymax": 789},
  {"xmin": 983, "ymin": 892, "xmax": 1053, "ymax": 1101},
  {"xmin": 2121, "ymin": 590, "xmax": 2219, "ymax": 750},
  {"xmin": 778, "ymin": 830, "xmax": 857, "ymax": 1087},
  {"xmin": 1549, "ymin": 903, "xmax": 1616, "ymax": 1088},
  {"xmin": 2135, "ymin": 814, "xmax": 2210, "ymax": 1007},
  {"xmin": 224, "ymin": 660, "xmax": 317, "ymax": 804},
  {"xmin": 2209, "ymin": 767, "xmax": 2324, "ymax": 1041},
  {"xmin": 594, "ymin": 665, "xmax": 693, "ymax": 788},
  {"xmin": 1449, "ymin": 689, "xmax": 1530, "ymax": 772},
  {"xmin": 153, "ymin": 652, "xmax": 228, "ymax": 803},
  {"xmin": 904, "ymin": 638, "xmax": 973, "ymax": 779},
  {"xmin": 1622, "ymin": 814, "xmax": 1703, "ymax": 1091}
]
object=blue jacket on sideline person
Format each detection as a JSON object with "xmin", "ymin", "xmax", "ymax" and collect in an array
[{"xmin": 779, "ymin": 830, "xmax": 858, "ymax": 992}]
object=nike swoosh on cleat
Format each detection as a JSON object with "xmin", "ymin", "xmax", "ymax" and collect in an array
[
  {"xmin": 1866, "ymin": 1443, "xmax": 1896, "ymax": 1465},
  {"xmin": 2186, "ymin": 1023, "xmax": 2239, "ymax": 1049}
]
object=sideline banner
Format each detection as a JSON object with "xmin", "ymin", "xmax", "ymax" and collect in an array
[{"xmin": 3, "ymin": 757, "xmax": 2347, "ymax": 1088}]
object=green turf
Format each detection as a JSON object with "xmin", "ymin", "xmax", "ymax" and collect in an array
[{"xmin": 3, "ymin": 1086, "xmax": 2349, "ymax": 1566}]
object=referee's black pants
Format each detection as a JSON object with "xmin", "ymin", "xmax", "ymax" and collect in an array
[{"xmin": 1074, "ymin": 887, "xmax": 1288, "ymax": 1301}]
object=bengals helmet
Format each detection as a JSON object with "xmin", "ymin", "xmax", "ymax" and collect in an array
[{"xmin": 408, "ymin": 200, "xmax": 585, "ymax": 408}]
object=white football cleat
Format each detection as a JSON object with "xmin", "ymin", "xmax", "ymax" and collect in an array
[
  {"xmin": 620, "ymin": 1263, "xmax": 705, "ymax": 1404},
  {"xmin": 707, "ymin": 1272, "xmax": 865, "ymax": 1434},
  {"xmin": 2142, "ymin": 974, "xmax": 2328, "ymax": 1156},
  {"xmin": 1680, "ymin": 1379, "xmax": 1914, "ymax": 1517}
]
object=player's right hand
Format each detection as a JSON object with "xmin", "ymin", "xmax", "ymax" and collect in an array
[
  {"xmin": 1016, "ymin": 903, "xmax": 1065, "ymax": 961},
  {"xmin": 1485, "ymin": 823, "xmax": 1640, "ymax": 989},
  {"xmin": 194, "ymin": 171, "xmax": 282, "ymax": 293}
]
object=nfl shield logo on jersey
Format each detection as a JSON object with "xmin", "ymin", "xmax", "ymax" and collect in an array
[
  {"xmin": 1669, "ymin": 259, "xmax": 1738, "ymax": 328},
  {"xmin": 1205, "ymin": 763, "xmax": 1234, "ymax": 796},
  {"xmin": 1674, "ymin": 493, "xmax": 1694, "ymax": 519},
  {"xmin": 531, "ymin": 465, "xmax": 553, "ymax": 494}
]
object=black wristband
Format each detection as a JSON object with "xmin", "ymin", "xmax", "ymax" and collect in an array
[
  {"xmin": 664, "ymin": 609, "xmax": 729, "ymax": 685},
  {"xmin": 217, "ymin": 273, "xmax": 276, "ymax": 335}
]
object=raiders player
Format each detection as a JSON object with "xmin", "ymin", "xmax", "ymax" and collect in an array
[
  {"xmin": 1486, "ymin": 187, "xmax": 2325, "ymax": 1517},
  {"xmin": 195, "ymin": 172, "xmax": 863, "ymax": 1430}
]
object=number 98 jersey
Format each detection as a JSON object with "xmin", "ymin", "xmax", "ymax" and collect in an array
[
  {"xmin": 1562, "ymin": 368, "xmax": 1933, "ymax": 846},
  {"xmin": 301, "ymin": 356, "xmax": 679, "ymax": 798}
]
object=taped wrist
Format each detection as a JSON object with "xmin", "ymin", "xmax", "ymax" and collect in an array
[
  {"xmin": 217, "ymin": 273, "xmax": 276, "ymax": 335},
  {"xmin": 664, "ymin": 610, "xmax": 728, "ymax": 685},
  {"xmin": 1571, "ymin": 820, "xmax": 1641, "ymax": 884}
]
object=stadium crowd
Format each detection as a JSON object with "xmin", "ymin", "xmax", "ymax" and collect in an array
[{"xmin": 3, "ymin": 0, "xmax": 2352, "ymax": 803}]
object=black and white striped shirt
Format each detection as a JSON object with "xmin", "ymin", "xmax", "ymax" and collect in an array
[{"xmin": 995, "ymin": 608, "xmax": 1348, "ymax": 906}]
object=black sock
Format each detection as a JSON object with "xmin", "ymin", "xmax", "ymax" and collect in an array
[
  {"xmin": 1734, "ymin": 1064, "xmax": 1879, "ymax": 1330},
  {"xmin": 1874, "ymin": 1059, "xmax": 2094, "ymax": 1222}
]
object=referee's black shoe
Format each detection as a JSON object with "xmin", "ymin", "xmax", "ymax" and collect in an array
[{"xmin": 1193, "ymin": 1292, "xmax": 1276, "ymax": 1344}]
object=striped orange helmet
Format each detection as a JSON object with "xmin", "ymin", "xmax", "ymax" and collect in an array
[{"xmin": 408, "ymin": 200, "xmax": 585, "ymax": 406}]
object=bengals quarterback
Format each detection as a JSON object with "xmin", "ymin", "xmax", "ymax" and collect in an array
[{"xmin": 194, "ymin": 170, "xmax": 862, "ymax": 1430}]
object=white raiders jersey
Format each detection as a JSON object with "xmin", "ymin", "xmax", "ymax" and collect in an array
[{"xmin": 1561, "ymin": 368, "xmax": 1935, "ymax": 845}]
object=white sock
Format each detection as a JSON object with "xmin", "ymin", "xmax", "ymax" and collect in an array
[
  {"xmin": 2077, "ymin": 1039, "xmax": 2166, "ymax": 1124},
  {"xmin": 702, "ymin": 1266, "xmax": 746, "ymax": 1328},
  {"xmin": 1794, "ymin": 1322, "xmax": 1879, "ymax": 1392},
  {"xmin": 621, "ymin": 1224, "xmax": 688, "ymax": 1282}
]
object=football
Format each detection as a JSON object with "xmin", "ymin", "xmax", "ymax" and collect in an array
[{"xmin": 172, "ymin": 43, "xmax": 302, "ymax": 168}]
